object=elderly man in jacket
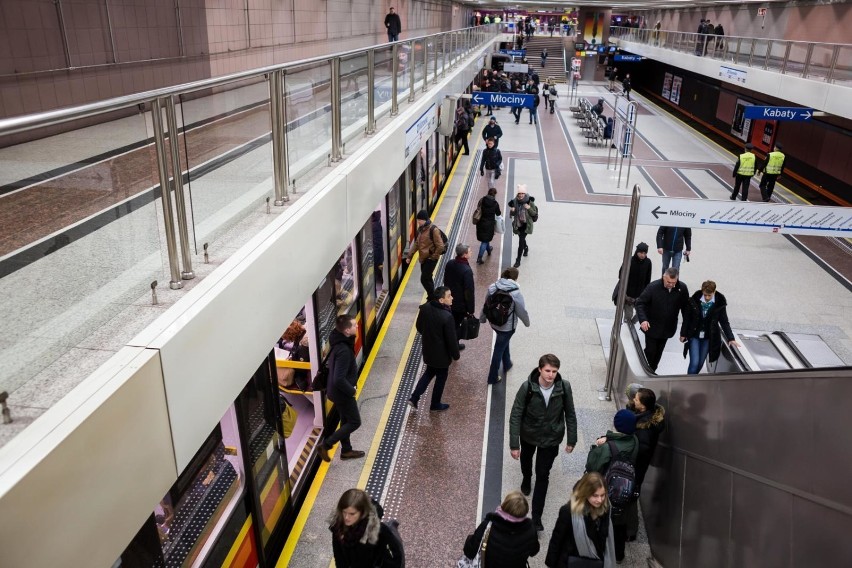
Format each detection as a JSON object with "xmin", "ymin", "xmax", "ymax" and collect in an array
[
  {"xmin": 318, "ymin": 315, "xmax": 365, "ymax": 462},
  {"xmin": 408, "ymin": 286, "xmax": 461, "ymax": 411},
  {"xmin": 405, "ymin": 209, "xmax": 446, "ymax": 298},
  {"xmin": 509, "ymin": 353, "xmax": 577, "ymax": 532},
  {"xmin": 635, "ymin": 267, "xmax": 690, "ymax": 372}
]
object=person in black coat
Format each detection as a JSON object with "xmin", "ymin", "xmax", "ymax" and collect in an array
[
  {"xmin": 475, "ymin": 188, "xmax": 502, "ymax": 264},
  {"xmin": 625, "ymin": 387, "xmax": 666, "ymax": 540},
  {"xmin": 481, "ymin": 116, "xmax": 503, "ymax": 147},
  {"xmin": 655, "ymin": 225, "xmax": 692, "ymax": 275},
  {"xmin": 384, "ymin": 7, "xmax": 401, "ymax": 42},
  {"xmin": 613, "ymin": 242, "xmax": 652, "ymax": 316},
  {"xmin": 463, "ymin": 491, "xmax": 539, "ymax": 567},
  {"xmin": 408, "ymin": 287, "xmax": 460, "ymax": 411},
  {"xmin": 443, "ymin": 244, "xmax": 475, "ymax": 348},
  {"xmin": 329, "ymin": 489, "xmax": 404, "ymax": 568},
  {"xmin": 679, "ymin": 280, "xmax": 738, "ymax": 374},
  {"xmin": 635, "ymin": 268, "xmax": 689, "ymax": 372},
  {"xmin": 622, "ymin": 73, "xmax": 632, "ymax": 101},
  {"xmin": 319, "ymin": 316, "xmax": 365, "ymax": 462}
]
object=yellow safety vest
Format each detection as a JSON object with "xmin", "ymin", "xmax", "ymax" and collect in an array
[
  {"xmin": 737, "ymin": 152, "xmax": 755, "ymax": 177},
  {"xmin": 765, "ymin": 151, "xmax": 785, "ymax": 175}
]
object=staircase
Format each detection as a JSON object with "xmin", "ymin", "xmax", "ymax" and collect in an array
[{"xmin": 522, "ymin": 36, "xmax": 568, "ymax": 82}]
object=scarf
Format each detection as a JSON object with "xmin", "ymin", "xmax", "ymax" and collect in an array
[
  {"xmin": 571, "ymin": 511, "xmax": 616, "ymax": 568},
  {"xmin": 494, "ymin": 506, "xmax": 526, "ymax": 523},
  {"xmin": 515, "ymin": 194, "xmax": 530, "ymax": 224},
  {"xmin": 700, "ymin": 296, "xmax": 714, "ymax": 319},
  {"xmin": 335, "ymin": 517, "xmax": 368, "ymax": 546}
]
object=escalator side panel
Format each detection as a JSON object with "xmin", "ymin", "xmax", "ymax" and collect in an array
[
  {"xmin": 679, "ymin": 458, "xmax": 732, "ymax": 568},
  {"xmin": 639, "ymin": 446, "xmax": 685, "ymax": 568},
  {"xmin": 792, "ymin": 497, "xmax": 852, "ymax": 566}
]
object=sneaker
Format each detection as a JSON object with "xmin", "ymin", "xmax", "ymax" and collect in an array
[
  {"xmin": 340, "ymin": 449, "xmax": 366, "ymax": 460},
  {"xmin": 521, "ymin": 477, "xmax": 531, "ymax": 496},
  {"xmin": 534, "ymin": 518, "xmax": 544, "ymax": 532},
  {"xmin": 408, "ymin": 397, "xmax": 418, "ymax": 409},
  {"xmin": 430, "ymin": 403, "xmax": 450, "ymax": 412},
  {"xmin": 318, "ymin": 443, "xmax": 331, "ymax": 462}
]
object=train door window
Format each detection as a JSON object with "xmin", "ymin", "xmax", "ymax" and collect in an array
[
  {"xmin": 371, "ymin": 205, "xmax": 391, "ymax": 323},
  {"xmin": 387, "ymin": 183, "xmax": 403, "ymax": 292},
  {"xmin": 438, "ymin": 131, "xmax": 447, "ymax": 186},
  {"xmin": 427, "ymin": 133, "xmax": 439, "ymax": 208},
  {"xmin": 316, "ymin": 242, "xmax": 361, "ymax": 361}
]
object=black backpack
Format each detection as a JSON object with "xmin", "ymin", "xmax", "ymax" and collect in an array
[
  {"xmin": 372, "ymin": 498, "xmax": 406, "ymax": 568},
  {"xmin": 605, "ymin": 439, "xmax": 639, "ymax": 518},
  {"xmin": 483, "ymin": 290, "xmax": 515, "ymax": 326}
]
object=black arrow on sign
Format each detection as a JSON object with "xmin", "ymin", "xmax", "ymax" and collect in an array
[{"xmin": 651, "ymin": 206, "xmax": 667, "ymax": 219}]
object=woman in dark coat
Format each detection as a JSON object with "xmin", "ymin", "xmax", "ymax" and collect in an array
[
  {"xmin": 613, "ymin": 242, "xmax": 652, "ymax": 309},
  {"xmin": 679, "ymin": 280, "xmax": 738, "ymax": 374},
  {"xmin": 462, "ymin": 490, "xmax": 539, "ymax": 567},
  {"xmin": 474, "ymin": 187, "xmax": 502, "ymax": 264},
  {"xmin": 545, "ymin": 472, "xmax": 616, "ymax": 567},
  {"xmin": 329, "ymin": 489, "xmax": 404, "ymax": 568}
]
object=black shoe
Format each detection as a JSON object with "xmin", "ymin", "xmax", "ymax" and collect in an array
[
  {"xmin": 534, "ymin": 518, "xmax": 544, "ymax": 532},
  {"xmin": 408, "ymin": 397, "xmax": 418, "ymax": 410},
  {"xmin": 523, "ymin": 245, "xmax": 529, "ymax": 257},
  {"xmin": 730, "ymin": 194, "xmax": 736, "ymax": 200},
  {"xmin": 521, "ymin": 477, "xmax": 531, "ymax": 496},
  {"xmin": 515, "ymin": 120, "xmax": 519, "ymax": 124},
  {"xmin": 340, "ymin": 449, "xmax": 366, "ymax": 460},
  {"xmin": 458, "ymin": 343, "xmax": 466, "ymax": 350},
  {"xmin": 476, "ymin": 258, "xmax": 484, "ymax": 265},
  {"xmin": 513, "ymin": 259, "xmax": 521, "ymax": 268},
  {"xmin": 318, "ymin": 443, "xmax": 331, "ymax": 462},
  {"xmin": 430, "ymin": 403, "xmax": 450, "ymax": 412}
]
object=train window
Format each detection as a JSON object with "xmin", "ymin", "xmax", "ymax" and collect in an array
[
  {"xmin": 387, "ymin": 183, "xmax": 403, "ymax": 288},
  {"xmin": 317, "ymin": 242, "xmax": 360, "ymax": 359}
]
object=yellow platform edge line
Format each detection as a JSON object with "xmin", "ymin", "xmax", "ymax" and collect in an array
[{"xmin": 277, "ymin": 131, "xmax": 478, "ymax": 567}]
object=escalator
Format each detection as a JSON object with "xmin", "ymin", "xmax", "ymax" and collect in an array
[{"xmin": 606, "ymin": 321, "xmax": 852, "ymax": 567}]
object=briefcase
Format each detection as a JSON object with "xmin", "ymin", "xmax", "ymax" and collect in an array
[{"xmin": 460, "ymin": 315, "xmax": 480, "ymax": 340}]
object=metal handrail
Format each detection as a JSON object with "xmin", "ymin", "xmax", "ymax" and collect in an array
[
  {"xmin": 0, "ymin": 25, "xmax": 497, "ymax": 137},
  {"xmin": 611, "ymin": 26, "xmax": 852, "ymax": 49}
]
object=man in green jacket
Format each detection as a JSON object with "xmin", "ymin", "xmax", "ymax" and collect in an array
[{"xmin": 509, "ymin": 353, "xmax": 577, "ymax": 532}]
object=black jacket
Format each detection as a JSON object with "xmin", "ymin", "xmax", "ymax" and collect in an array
[
  {"xmin": 635, "ymin": 279, "xmax": 690, "ymax": 339},
  {"xmin": 415, "ymin": 300, "xmax": 460, "ymax": 368},
  {"xmin": 482, "ymin": 123, "xmax": 503, "ymax": 142},
  {"xmin": 463, "ymin": 512, "xmax": 539, "ymax": 567},
  {"xmin": 331, "ymin": 517, "xmax": 403, "ymax": 568},
  {"xmin": 480, "ymin": 146, "xmax": 503, "ymax": 173},
  {"xmin": 634, "ymin": 404, "xmax": 666, "ymax": 489},
  {"xmin": 545, "ymin": 505, "xmax": 610, "ymax": 567},
  {"xmin": 622, "ymin": 253, "xmax": 652, "ymax": 299},
  {"xmin": 444, "ymin": 257, "xmax": 475, "ymax": 314},
  {"xmin": 475, "ymin": 195, "xmax": 502, "ymax": 243},
  {"xmin": 384, "ymin": 13, "xmax": 401, "ymax": 34},
  {"xmin": 326, "ymin": 329, "xmax": 357, "ymax": 402},
  {"xmin": 680, "ymin": 290, "xmax": 735, "ymax": 362},
  {"xmin": 655, "ymin": 226, "xmax": 691, "ymax": 253}
]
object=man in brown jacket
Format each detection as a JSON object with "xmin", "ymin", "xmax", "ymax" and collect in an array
[{"xmin": 406, "ymin": 209, "xmax": 446, "ymax": 297}]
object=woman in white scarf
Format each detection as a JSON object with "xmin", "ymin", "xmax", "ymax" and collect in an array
[{"xmin": 544, "ymin": 472, "xmax": 617, "ymax": 568}]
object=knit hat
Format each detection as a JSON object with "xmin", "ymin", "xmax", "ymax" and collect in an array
[
  {"xmin": 489, "ymin": 116, "xmax": 497, "ymax": 122},
  {"xmin": 635, "ymin": 242, "xmax": 649, "ymax": 253},
  {"xmin": 745, "ymin": 142, "xmax": 754, "ymax": 150},
  {"xmin": 775, "ymin": 142, "xmax": 783, "ymax": 150},
  {"xmin": 613, "ymin": 409, "xmax": 637, "ymax": 434},
  {"xmin": 416, "ymin": 209, "xmax": 429, "ymax": 221}
]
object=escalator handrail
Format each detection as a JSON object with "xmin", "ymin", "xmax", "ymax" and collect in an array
[
  {"xmin": 773, "ymin": 331, "xmax": 814, "ymax": 369},
  {"xmin": 718, "ymin": 322, "xmax": 749, "ymax": 371}
]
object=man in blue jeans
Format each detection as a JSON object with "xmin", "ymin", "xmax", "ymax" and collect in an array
[
  {"xmin": 655, "ymin": 225, "xmax": 691, "ymax": 276},
  {"xmin": 480, "ymin": 267, "xmax": 530, "ymax": 384}
]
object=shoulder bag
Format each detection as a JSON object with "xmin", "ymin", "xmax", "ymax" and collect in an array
[
  {"xmin": 472, "ymin": 198, "xmax": 483, "ymax": 225},
  {"xmin": 456, "ymin": 521, "xmax": 492, "ymax": 568},
  {"xmin": 494, "ymin": 215, "xmax": 505, "ymax": 234}
]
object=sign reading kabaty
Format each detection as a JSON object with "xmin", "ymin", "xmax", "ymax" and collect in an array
[
  {"xmin": 614, "ymin": 54, "xmax": 642, "ymax": 62},
  {"xmin": 637, "ymin": 196, "xmax": 852, "ymax": 237},
  {"xmin": 743, "ymin": 106, "xmax": 815, "ymax": 121},
  {"xmin": 471, "ymin": 92, "xmax": 536, "ymax": 108},
  {"xmin": 500, "ymin": 49, "xmax": 526, "ymax": 57}
]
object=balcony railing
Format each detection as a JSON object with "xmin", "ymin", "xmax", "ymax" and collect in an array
[{"xmin": 610, "ymin": 26, "xmax": 852, "ymax": 85}]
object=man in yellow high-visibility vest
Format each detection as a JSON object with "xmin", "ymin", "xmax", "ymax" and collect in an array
[
  {"xmin": 731, "ymin": 142, "xmax": 756, "ymax": 201},
  {"xmin": 758, "ymin": 142, "xmax": 786, "ymax": 202}
]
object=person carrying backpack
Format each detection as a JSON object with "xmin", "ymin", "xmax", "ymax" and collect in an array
[
  {"xmin": 454, "ymin": 106, "xmax": 471, "ymax": 155},
  {"xmin": 480, "ymin": 266, "xmax": 530, "ymax": 385},
  {"xmin": 508, "ymin": 184, "xmax": 538, "ymax": 268},
  {"xmin": 508, "ymin": 354, "xmax": 577, "ymax": 533},
  {"xmin": 586, "ymin": 409, "xmax": 639, "ymax": 564},
  {"xmin": 405, "ymin": 210, "xmax": 447, "ymax": 298}
]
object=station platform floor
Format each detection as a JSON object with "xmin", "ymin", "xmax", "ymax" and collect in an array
[{"xmin": 281, "ymin": 82, "xmax": 852, "ymax": 566}]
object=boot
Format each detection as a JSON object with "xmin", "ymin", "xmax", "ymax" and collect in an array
[
  {"xmin": 523, "ymin": 244, "xmax": 529, "ymax": 257},
  {"xmin": 476, "ymin": 257, "xmax": 484, "ymax": 265},
  {"xmin": 514, "ymin": 257, "xmax": 521, "ymax": 268}
]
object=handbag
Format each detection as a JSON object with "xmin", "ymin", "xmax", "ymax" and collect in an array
[
  {"xmin": 567, "ymin": 556, "xmax": 603, "ymax": 568},
  {"xmin": 472, "ymin": 198, "xmax": 483, "ymax": 225},
  {"xmin": 460, "ymin": 315, "xmax": 481, "ymax": 340},
  {"xmin": 456, "ymin": 521, "xmax": 491, "ymax": 568},
  {"xmin": 495, "ymin": 215, "xmax": 505, "ymax": 234},
  {"xmin": 281, "ymin": 398, "xmax": 298, "ymax": 438}
]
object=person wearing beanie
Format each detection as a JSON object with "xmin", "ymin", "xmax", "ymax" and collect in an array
[
  {"xmin": 758, "ymin": 141, "xmax": 785, "ymax": 202},
  {"xmin": 613, "ymin": 241, "xmax": 653, "ymax": 317},
  {"xmin": 482, "ymin": 116, "xmax": 503, "ymax": 148},
  {"xmin": 406, "ymin": 209, "xmax": 446, "ymax": 297},
  {"xmin": 586, "ymin": 409, "xmax": 639, "ymax": 563},
  {"xmin": 731, "ymin": 142, "xmax": 756, "ymax": 201}
]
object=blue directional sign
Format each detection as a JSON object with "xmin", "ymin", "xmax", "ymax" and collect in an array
[
  {"xmin": 614, "ymin": 54, "xmax": 642, "ymax": 62},
  {"xmin": 471, "ymin": 92, "xmax": 536, "ymax": 109},
  {"xmin": 500, "ymin": 49, "xmax": 526, "ymax": 57},
  {"xmin": 743, "ymin": 106, "xmax": 815, "ymax": 121}
]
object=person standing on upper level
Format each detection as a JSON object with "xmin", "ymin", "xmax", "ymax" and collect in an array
[
  {"xmin": 655, "ymin": 226, "xmax": 691, "ymax": 275},
  {"xmin": 384, "ymin": 7, "xmax": 401, "ymax": 42},
  {"xmin": 758, "ymin": 142, "xmax": 785, "ymax": 202},
  {"xmin": 731, "ymin": 142, "xmax": 756, "ymax": 201}
]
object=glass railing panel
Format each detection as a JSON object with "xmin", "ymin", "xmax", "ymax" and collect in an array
[
  {"xmin": 373, "ymin": 45, "xmax": 395, "ymax": 120},
  {"xmin": 0, "ymin": 107, "xmax": 168, "ymax": 398},
  {"xmin": 340, "ymin": 53, "xmax": 369, "ymax": 154},
  {"xmin": 807, "ymin": 44, "xmax": 834, "ymax": 81},
  {"xmin": 751, "ymin": 39, "xmax": 770, "ymax": 68},
  {"xmin": 413, "ymin": 39, "xmax": 426, "ymax": 91},
  {"xmin": 395, "ymin": 43, "xmax": 410, "ymax": 108},
  {"xmin": 285, "ymin": 62, "xmax": 332, "ymax": 182},
  {"xmin": 831, "ymin": 45, "xmax": 852, "ymax": 85},
  {"xmin": 785, "ymin": 42, "xmax": 809, "ymax": 76},
  {"xmin": 176, "ymin": 76, "xmax": 273, "ymax": 248}
]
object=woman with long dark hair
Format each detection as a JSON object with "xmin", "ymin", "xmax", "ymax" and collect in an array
[{"xmin": 329, "ymin": 489, "xmax": 404, "ymax": 568}]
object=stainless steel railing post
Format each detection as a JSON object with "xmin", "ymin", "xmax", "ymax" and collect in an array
[
  {"xmin": 269, "ymin": 70, "xmax": 288, "ymax": 204},
  {"xmin": 391, "ymin": 43, "xmax": 399, "ymax": 116},
  {"xmin": 330, "ymin": 57, "xmax": 343, "ymax": 162},
  {"xmin": 827, "ymin": 45, "xmax": 840, "ymax": 83},
  {"xmin": 601, "ymin": 184, "xmax": 641, "ymax": 401},
  {"xmin": 164, "ymin": 96, "xmax": 195, "ymax": 280},
  {"xmin": 422, "ymin": 39, "xmax": 429, "ymax": 92},
  {"xmin": 441, "ymin": 34, "xmax": 447, "ymax": 77},
  {"xmin": 151, "ymin": 99, "xmax": 184, "ymax": 290},
  {"xmin": 366, "ymin": 50, "xmax": 376, "ymax": 135},
  {"xmin": 432, "ymin": 39, "xmax": 438, "ymax": 84},
  {"xmin": 55, "ymin": 0, "xmax": 72, "ymax": 68},
  {"xmin": 104, "ymin": 0, "xmax": 118, "ymax": 63},
  {"xmin": 408, "ymin": 40, "xmax": 416, "ymax": 102},
  {"xmin": 781, "ymin": 41, "xmax": 792, "ymax": 74},
  {"xmin": 802, "ymin": 43, "xmax": 815, "ymax": 78}
]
